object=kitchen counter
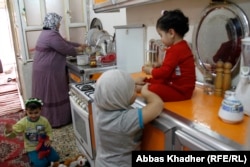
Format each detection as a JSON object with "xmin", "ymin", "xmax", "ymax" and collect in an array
[
  {"xmin": 66, "ymin": 58, "xmax": 117, "ymax": 74},
  {"xmin": 131, "ymin": 72, "xmax": 249, "ymax": 150},
  {"xmin": 66, "ymin": 57, "xmax": 117, "ymax": 82}
]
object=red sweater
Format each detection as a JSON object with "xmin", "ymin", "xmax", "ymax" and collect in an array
[{"xmin": 146, "ymin": 40, "xmax": 196, "ymax": 102}]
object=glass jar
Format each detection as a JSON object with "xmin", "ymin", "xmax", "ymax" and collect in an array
[{"xmin": 203, "ymin": 70, "xmax": 214, "ymax": 95}]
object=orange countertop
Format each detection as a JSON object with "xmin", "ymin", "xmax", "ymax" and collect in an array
[{"xmin": 131, "ymin": 72, "xmax": 250, "ymax": 146}]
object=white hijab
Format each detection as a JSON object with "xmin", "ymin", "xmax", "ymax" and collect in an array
[{"xmin": 94, "ymin": 69, "xmax": 135, "ymax": 111}]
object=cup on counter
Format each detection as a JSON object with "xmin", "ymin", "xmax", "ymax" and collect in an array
[{"xmin": 203, "ymin": 70, "xmax": 214, "ymax": 95}]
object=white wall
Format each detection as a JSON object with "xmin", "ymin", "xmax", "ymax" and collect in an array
[{"xmin": 126, "ymin": 0, "xmax": 208, "ymax": 43}]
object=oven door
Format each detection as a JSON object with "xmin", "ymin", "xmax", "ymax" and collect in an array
[{"xmin": 69, "ymin": 96, "xmax": 93, "ymax": 158}]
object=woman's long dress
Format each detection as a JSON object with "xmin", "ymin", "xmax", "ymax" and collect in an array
[{"xmin": 32, "ymin": 30, "xmax": 79, "ymax": 128}]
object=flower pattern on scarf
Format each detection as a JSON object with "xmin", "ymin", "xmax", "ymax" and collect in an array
[{"xmin": 43, "ymin": 13, "xmax": 62, "ymax": 31}]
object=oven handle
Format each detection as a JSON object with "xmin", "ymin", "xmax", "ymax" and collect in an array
[{"xmin": 69, "ymin": 96, "xmax": 89, "ymax": 117}]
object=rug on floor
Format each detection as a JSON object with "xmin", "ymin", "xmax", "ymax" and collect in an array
[
  {"xmin": 0, "ymin": 112, "xmax": 30, "ymax": 167},
  {"xmin": 0, "ymin": 113, "xmax": 81, "ymax": 166},
  {"xmin": 51, "ymin": 124, "xmax": 82, "ymax": 161},
  {"xmin": 0, "ymin": 82, "xmax": 22, "ymax": 116}
]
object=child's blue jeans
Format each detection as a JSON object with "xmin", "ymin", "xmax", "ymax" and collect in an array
[{"xmin": 28, "ymin": 147, "xmax": 59, "ymax": 167}]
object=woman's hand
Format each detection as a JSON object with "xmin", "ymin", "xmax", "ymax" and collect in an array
[
  {"xmin": 80, "ymin": 44, "xmax": 88, "ymax": 50},
  {"xmin": 134, "ymin": 77, "xmax": 147, "ymax": 93},
  {"xmin": 76, "ymin": 44, "xmax": 88, "ymax": 53}
]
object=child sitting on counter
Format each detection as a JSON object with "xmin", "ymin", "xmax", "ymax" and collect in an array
[{"xmin": 135, "ymin": 9, "xmax": 196, "ymax": 102}]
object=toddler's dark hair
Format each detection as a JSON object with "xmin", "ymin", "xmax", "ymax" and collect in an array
[
  {"xmin": 156, "ymin": 9, "xmax": 189, "ymax": 37},
  {"xmin": 25, "ymin": 98, "xmax": 43, "ymax": 110}
]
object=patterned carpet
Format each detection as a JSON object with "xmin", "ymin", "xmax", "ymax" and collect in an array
[
  {"xmin": 0, "ymin": 112, "xmax": 29, "ymax": 167},
  {"xmin": 0, "ymin": 111, "xmax": 82, "ymax": 166},
  {"xmin": 51, "ymin": 124, "xmax": 81, "ymax": 161},
  {"xmin": 0, "ymin": 75, "xmax": 82, "ymax": 165}
]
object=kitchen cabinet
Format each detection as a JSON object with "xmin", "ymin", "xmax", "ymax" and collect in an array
[
  {"xmin": 93, "ymin": 0, "xmax": 164, "ymax": 13},
  {"xmin": 66, "ymin": 58, "xmax": 117, "ymax": 83},
  {"xmin": 141, "ymin": 116, "xmax": 176, "ymax": 151},
  {"xmin": 131, "ymin": 97, "xmax": 175, "ymax": 151}
]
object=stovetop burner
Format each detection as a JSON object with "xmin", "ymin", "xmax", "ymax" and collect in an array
[
  {"xmin": 70, "ymin": 82, "xmax": 96, "ymax": 101},
  {"xmin": 75, "ymin": 84, "xmax": 95, "ymax": 91}
]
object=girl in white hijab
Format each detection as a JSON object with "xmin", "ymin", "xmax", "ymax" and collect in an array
[{"xmin": 94, "ymin": 69, "xmax": 163, "ymax": 167}]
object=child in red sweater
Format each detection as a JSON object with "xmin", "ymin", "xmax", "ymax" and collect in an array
[{"xmin": 135, "ymin": 9, "xmax": 196, "ymax": 102}]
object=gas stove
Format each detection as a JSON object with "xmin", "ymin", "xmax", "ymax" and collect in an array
[
  {"xmin": 68, "ymin": 81, "xmax": 96, "ymax": 162},
  {"xmin": 69, "ymin": 81, "xmax": 96, "ymax": 102}
]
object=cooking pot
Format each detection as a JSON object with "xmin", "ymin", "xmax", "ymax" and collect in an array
[{"xmin": 77, "ymin": 55, "xmax": 89, "ymax": 65}]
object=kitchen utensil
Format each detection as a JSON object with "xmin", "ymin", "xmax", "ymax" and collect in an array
[
  {"xmin": 96, "ymin": 34, "xmax": 114, "ymax": 55},
  {"xmin": 100, "ymin": 53, "xmax": 116, "ymax": 66},
  {"xmin": 145, "ymin": 39, "xmax": 165, "ymax": 66},
  {"xmin": 86, "ymin": 28, "xmax": 110, "ymax": 46}
]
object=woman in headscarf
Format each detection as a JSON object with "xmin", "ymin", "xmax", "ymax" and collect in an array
[
  {"xmin": 213, "ymin": 18, "xmax": 242, "ymax": 66},
  {"xmin": 93, "ymin": 69, "xmax": 163, "ymax": 167},
  {"xmin": 32, "ymin": 13, "xmax": 87, "ymax": 128}
]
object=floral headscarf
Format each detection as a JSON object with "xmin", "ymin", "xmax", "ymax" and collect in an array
[
  {"xmin": 43, "ymin": 13, "xmax": 62, "ymax": 31},
  {"xmin": 94, "ymin": 69, "xmax": 136, "ymax": 111}
]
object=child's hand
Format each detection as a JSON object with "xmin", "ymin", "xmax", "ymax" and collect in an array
[
  {"xmin": 142, "ymin": 66, "xmax": 153, "ymax": 75},
  {"xmin": 5, "ymin": 124, "xmax": 13, "ymax": 133},
  {"xmin": 141, "ymin": 84, "xmax": 152, "ymax": 97},
  {"xmin": 152, "ymin": 62, "xmax": 162, "ymax": 68},
  {"xmin": 44, "ymin": 140, "xmax": 51, "ymax": 147},
  {"xmin": 134, "ymin": 76, "xmax": 146, "ymax": 86}
]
